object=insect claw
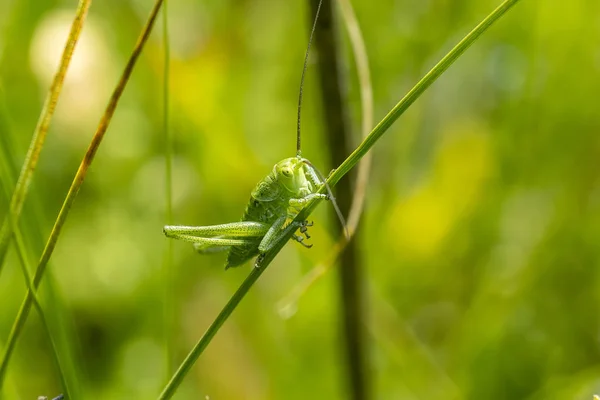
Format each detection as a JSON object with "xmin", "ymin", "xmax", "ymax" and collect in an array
[
  {"xmin": 254, "ymin": 254, "xmax": 265, "ymax": 269},
  {"xmin": 299, "ymin": 220, "xmax": 313, "ymax": 239},
  {"xmin": 298, "ymin": 240, "xmax": 313, "ymax": 248},
  {"xmin": 293, "ymin": 234, "xmax": 313, "ymax": 248}
]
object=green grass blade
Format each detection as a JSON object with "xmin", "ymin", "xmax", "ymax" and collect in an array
[
  {"xmin": 329, "ymin": 0, "xmax": 522, "ymax": 187},
  {"xmin": 162, "ymin": 0, "xmax": 175, "ymax": 378},
  {"xmin": 0, "ymin": 0, "xmax": 91, "ymax": 275},
  {"xmin": 337, "ymin": 0, "xmax": 374, "ymax": 234},
  {"xmin": 157, "ymin": 0, "xmax": 523, "ymax": 398},
  {"xmin": 0, "ymin": 0, "xmax": 165, "ymax": 388}
]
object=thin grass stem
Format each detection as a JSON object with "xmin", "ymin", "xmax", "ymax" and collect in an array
[
  {"xmin": 161, "ymin": 0, "xmax": 175, "ymax": 378},
  {"xmin": 11, "ymin": 225, "xmax": 71, "ymax": 399},
  {"xmin": 337, "ymin": 0, "xmax": 373, "ymax": 234},
  {"xmin": 0, "ymin": 0, "xmax": 164, "ymax": 387},
  {"xmin": 157, "ymin": 0, "xmax": 522, "ymax": 397}
]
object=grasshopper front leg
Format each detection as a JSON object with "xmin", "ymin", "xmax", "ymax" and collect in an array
[{"xmin": 289, "ymin": 193, "xmax": 328, "ymax": 208}]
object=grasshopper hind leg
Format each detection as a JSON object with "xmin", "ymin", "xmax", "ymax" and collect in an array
[
  {"xmin": 193, "ymin": 241, "xmax": 230, "ymax": 254},
  {"xmin": 254, "ymin": 218, "xmax": 315, "ymax": 269}
]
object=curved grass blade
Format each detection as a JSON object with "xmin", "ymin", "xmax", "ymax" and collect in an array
[
  {"xmin": 0, "ymin": 0, "xmax": 91, "ymax": 275},
  {"xmin": 0, "ymin": 0, "xmax": 165, "ymax": 388},
  {"xmin": 157, "ymin": 0, "xmax": 522, "ymax": 398}
]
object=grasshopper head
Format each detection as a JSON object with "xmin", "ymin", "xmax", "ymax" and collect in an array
[{"xmin": 274, "ymin": 157, "xmax": 307, "ymax": 194}]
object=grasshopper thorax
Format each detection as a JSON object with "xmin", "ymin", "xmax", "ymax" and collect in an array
[{"xmin": 273, "ymin": 157, "xmax": 311, "ymax": 196}]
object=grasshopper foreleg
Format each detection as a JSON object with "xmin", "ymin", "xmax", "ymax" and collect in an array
[{"xmin": 289, "ymin": 193, "xmax": 328, "ymax": 208}]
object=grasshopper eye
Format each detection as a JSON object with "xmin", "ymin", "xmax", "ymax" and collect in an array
[{"xmin": 281, "ymin": 168, "xmax": 293, "ymax": 177}]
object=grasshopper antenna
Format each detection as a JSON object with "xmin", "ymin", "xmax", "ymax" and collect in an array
[
  {"xmin": 301, "ymin": 158, "xmax": 349, "ymax": 239},
  {"xmin": 295, "ymin": 0, "xmax": 348, "ymax": 239},
  {"xmin": 296, "ymin": 0, "xmax": 323, "ymax": 157}
]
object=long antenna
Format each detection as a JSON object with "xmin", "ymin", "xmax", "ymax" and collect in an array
[{"xmin": 296, "ymin": 0, "xmax": 324, "ymax": 157}]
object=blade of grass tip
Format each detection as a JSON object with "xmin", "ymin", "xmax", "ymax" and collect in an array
[
  {"xmin": 326, "ymin": 0, "xmax": 522, "ymax": 188},
  {"xmin": 0, "ymin": 0, "xmax": 165, "ymax": 388},
  {"xmin": 157, "ymin": 0, "xmax": 521, "ymax": 397},
  {"xmin": 0, "ymin": 0, "xmax": 91, "ymax": 275},
  {"xmin": 11, "ymin": 224, "xmax": 71, "ymax": 399},
  {"xmin": 161, "ymin": 0, "xmax": 175, "ymax": 377}
]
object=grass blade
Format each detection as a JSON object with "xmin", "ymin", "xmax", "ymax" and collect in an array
[
  {"xmin": 157, "ymin": 0, "xmax": 522, "ymax": 398},
  {"xmin": 161, "ymin": 0, "xmax": 175, "ymax": 378},
  {"xmin": 0, "ymin": 0, "xmax": 165, "ymax": 388},
  {"xmin": 0, "ymin": 0, "xmax": 91, "ymax": 274}
]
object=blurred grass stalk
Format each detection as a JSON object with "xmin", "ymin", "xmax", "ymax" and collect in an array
[
  {"xmin": 0, "ymin": 0, "xmax": 91, "ymax": 276},
  {"xmin": 278, "ymin": 0, "xmax": 375, "ymax": 319},
  {"xmin": 0, "ymin": 0, "xmax": 90, "ymax": 394},
  {"xmin": 0, "ymin": 0, "xmax": 165, "ymax": 389},
  {"xmin": 309, "ymin": 0, "xmax": 371, "ymax": 398},
  {"xmin": 158, "ymin": 0, "xmax": 522, "ymax": 398},
  {"xmin": 1, "ymin": 87, "xmax": 83, "ymax": 397},
  {"xmin": 11, "ymin": 223, "xmax": 71, "ymax": 398},
  {"xmin": 161, "ymin": 0, "xmax": 175, "ymax": 379},
  {"xmin": 0, "ymin": 112, "xmax": 73, "ymax": 396}
]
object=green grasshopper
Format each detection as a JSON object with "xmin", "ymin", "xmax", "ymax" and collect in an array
[{"xmin": 163, "ymin": 0, "xmax": 346, "ymax": 269}]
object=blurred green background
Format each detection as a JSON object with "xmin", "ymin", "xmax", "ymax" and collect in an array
[{"xmin": 1, "ymin": 0, "xmax": 600, "ymax": 399}]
